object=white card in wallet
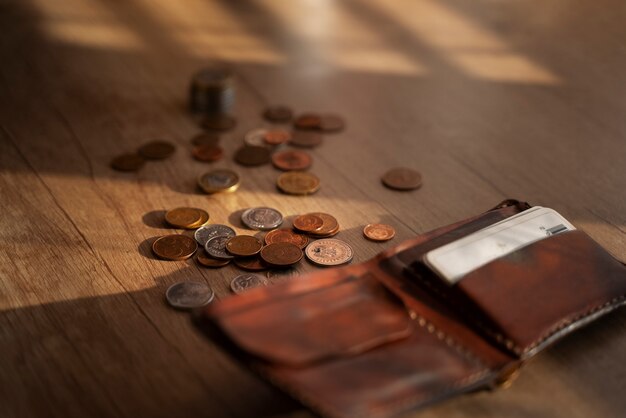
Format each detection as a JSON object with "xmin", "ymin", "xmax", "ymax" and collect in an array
[{"xmin": 424, "ymin": 207, "xmax": 576, "ymax": 284}]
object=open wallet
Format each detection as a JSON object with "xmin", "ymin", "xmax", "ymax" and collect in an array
[{"xmin": 195, "ymin": 199, "xmax": 626, "ymax": 418}]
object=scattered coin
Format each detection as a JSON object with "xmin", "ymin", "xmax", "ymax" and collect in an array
[
  {"xmin": 192, "ymin": 144, "xmax": 224, "ymax": 162},
  {"xmin": 138, "ymin": 141, "xmax": 176, "ymax": 160},
  {"xmin": 205, "ymin": 235, "xmax": 234, "ymax": 259},
  {"xmin": 194, "ymin": 224, "xmax": 236, "ymax": 246},
  {"xmin": 260, "ymin": 242, "xmax": 304, "ymax": 267},
  {"xmin": 264, "ymin": 228, "xmax": 309, "ymax": 249},
  {"xmin": 271, "ymin": 150, "xmax": 312, "ymax": 171},
  {"xmin": 198, "ymin": 169, "xmax": 240, "ymax": 193},
  {"xmin": 230, "ymin": 274, "xmax": 269, "ymax": 294},
  {"xmin": 276, "ymin": 171, "xmax": 320, "ymax": 195},
  {"xmin": 294, "ymin": 113, "xmax": 322, "ymax": 130},
  {"xmin": 363, "ymin": 224, "xmax": 396, "ymax": 242},
  {"xmin": 197, "ymin": 250, "xmax": 231, "ymax": 268},
  {"xmin": 191, "ymin": 132, "xmax": 220, "ymax": 147},
  {"xmin": 189, "ymin": 67, "xmax": 235, "ymax": 114},
  {"xmin": 289, "ymin": 131, "xmax": 323, "ymax": 148},
  {"xmin": 241, "ymin": 207, "xmax": 284, "ymax": 230},
  {"xmin": 234, "ymin": 256, "xmax": 269, "ymax": 271},
  {"xmin": 382, "ymin": 168, "xmax": 422, "ymax": 191},
  {"xmin": 202, "ymin": 114, "xmax": 237, "ymax": 131},
  {"xmin": 244, "ymin": 129, "xmax": 270, "ymax": 148},
  {"xmin": 166, "ymin": 281, "xmax": 214, "ymax": 309},
  {"xmin": 226, "ymin": 235, "xmax": 264, "ymax": 257},
  {"xmin": 293, "ymin": 214, "xmax": 324, "ymax": 232},
  {"xmin": 263, "ymin": 106, "xmax": 293, "ymax": 123},
  {"xmin": 234, "ymin": 145, "xmax": 271, "ymax": 166},
  {"xmin": 165, "ymin": 207, "xmax": 209, "ymax": 229},
  {"xmin": 307, "ymin": 212, "xmax": 340, "ymax": 237},
  {"xmin": 263, "ymin": 129, "xmax": 291, "ymax": 146},
  {"xmin": 305, "ymin": 239, "xmax": 353, "ymax": 266},
  {"xmin": 110, "ymin": 153, "xmax": 145, "ymax": 172},
  {"xmin": 152, "ymin": 235, "xmax": 198, "ymax": 261},
  {"xmin": 319, "ymin": 114, "xmax": 345, "ymax": 133}
]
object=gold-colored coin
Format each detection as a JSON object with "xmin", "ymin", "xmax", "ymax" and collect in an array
[
  {"xmin": 152, "ymin": 235, "xmax": 198, "ymax": 261},
  {"xmin": 165, "ymin": 207, "xmax": 209, "ymax": 229},
  {"xmin": 276, "ymin": 172, "xmax": 320, "ymax": 195},
  {"xmin": 363, "ymin": 224, "xmax": 396, "ymax": 242},
  {"xmin": 198, "ymin": 169, "xmax": 240, "ymax": 194}
]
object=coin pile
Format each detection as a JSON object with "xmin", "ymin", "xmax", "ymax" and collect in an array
[
  {"xmin": 189, "ymin": 67, "xmax": 235, "ymax": 116},
  {"xmin": 111, "ymin": 140, "xmax": 176, "ymax": 172}
]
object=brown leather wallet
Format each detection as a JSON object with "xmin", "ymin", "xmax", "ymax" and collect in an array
[{"xmin": 195, "ymin": 200, "xmax": 626, "ymax": 418}]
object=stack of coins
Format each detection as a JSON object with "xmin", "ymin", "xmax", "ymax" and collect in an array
[
  {"xmin": 293, "ymin": 213, "xmax": 339, "ymax": 237},
  {"xmin": 189, "ymin": 67, "xmax": 235, "ymax": 115}
]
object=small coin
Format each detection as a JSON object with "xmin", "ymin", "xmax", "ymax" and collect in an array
[
  {"xmin": 260, "ymin": 242, "xmax": 303, "ymax": 267},
  {"xmin": 205, "ymin": 235, "xmax": 234, "ymax": 259},
  {"xmin": 294, "ymin": 113, "xmax": 322, "ymax": 130},
  {"xmin": 263, "ymin": 129, "xmax": 291, "ymax": 145},
  {"xmin": 305, "ymin": 239, "xmax": 353, "ymax": 266},
  {"xmin": 382, "ymin": 168, "xmax": 422, "ymax": 191},
  {"xmin": 292, "ymin": 214, "xmax": 324, "ymax": 232},
  {"xmin": 307, "ymin": 212, "xmax": 339, "ymax": 236},
  {"xmin": 152, "ymin": 235, "xmax": 198, "ymax": 261},
  {"xmin": 234, "ymin": 256, "xmax": 269, "ymax": 271},
  {"xmin": 264, "ymin": 228, "xmax": 309, "ymax": 249},
  {"xmin": 165, "ymin": 281, "xmax": 214, "ymax": 309},
  {"xmin": 194, "ymin": 224, "xmax": 236, "ymax": 246},
  {"xmin": 319, "ymin": 114, "xmax": 345, "ymax": 133},
  {"xmin": 197, "ymin": 250, "xmax": 231, "ymax": 268},
  {"xmin": 165, "ymin": 207, "xmax": 209, "ymax": 229},
  {"xmin": 363, "ymin": 224, "xmax": 396, "ymax": 242},
  {"xmin": 230, "ymin": 274, "xmax": 268, "ymax": 294},
  {"xmin": 290, "ymin": 131, "xmax": 323, "ymax": 148},
  {"xmin": 241, "ymin": 207, "xmax": 283, "ymax": 230},
  {"xmin": 198, "ymin": 169, "xmax": 240, "ymax": 193},
  {"xmin": 191, "ymin": 132, "xmax": 220, "ymax": 147},
  {"xmin": 271, "ymin": 150, "xmax": 312, "ymax": 171},
  {"xmin": 202, "ymin": 114, "xmax": 237, "ymax": 131},
  {"xmin": 192, "ymin": 144, "xmax": 224, "ymax": 162},
  {"xmin": 234, "ymin": 145, "xmax": 271, "ymax": 166},
  {"xmin": 138, "ymin": 141, "xmax": 176, "ymax": 160},
  {"xmin": 244, "ymin": 128, "xmax": 269, "ymax": 148},
  {"xmin": 110, "ymin": 153, "xmax": 145, "ymax": 172},
  {"xmin": 263, "ymin": 106, "xmax": 293, "ymax": 123},
  {"xmin": 276, "ymin": 171, "xmax": 320, "ymax": 195},
  {"xmin": 226, "ymin": 235, "xmax": 264, "ymax": 256}
]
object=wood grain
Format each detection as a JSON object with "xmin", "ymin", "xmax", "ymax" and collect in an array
[{"xmin": 1, "ymin": 0, "xmax": 625, "ymax": 417}]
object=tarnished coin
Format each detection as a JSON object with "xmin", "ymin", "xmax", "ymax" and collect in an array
[
  {"xmin": 234, "ymin": 145, "xmax": 271, "ymax": 166},
  {"xmin": 294, "ymin": 113, "xmax": 322, "ymax": 130},
  {"xmin": 205, "ymin": 235, "xmax": 234, "ymax": 259},
  {"xmin": 152, "ymin": 235, "xmax": 198, "ymax": 261},
  {"xmin": 165, "ymin": 207, "xmax": 209, "ymax": 229},
  {"xmin": 191, "ymin": 132, "xmax": 220, "ymax": 147},
  {"xmin": 241, "ymin": 207, "xmax": 283, "ymax": 230},
  {"xmin": 192, "ymin": 144, "xmax": 224, "ymax": 162},
  {"xmin": 319, "ymin": 114, "xmax": 345, "ymax": 133},
  {"xmin": 244, "ymin": 128, "xmax": 269, "ymax": 147},
  {"xmin": 272, "ymin": 150, "xmax": 312, "ymax": 171},
  {"xmin": 264, "ymin": 228, "xmax": 309, "ymax": 249},
  {"xmin": 165, "ymin": 281, "xmax": 214, "ymax": 309},
  {"xmin": 230, "ymin": 274, "xmax": 268, "ymax": 294},
  {"xmin": 202, "ymin": 114, "xmax": 236, "ymax": 131},
  {"xmin": 198, "ymin": 169, "xmax": 240, "ymax": 193},
  {"xmin": 194, "ymin": 224, "xmax": 236, "ymax": 246},
  {"xmin": 138, "ymin": 141, "xmax": 176, "ymax": 160},
  {"xmin": 264, "ymin": 129, "xmax": 291, "ymax": 145},
  {"xmin": 305, "ymin": 239, "xmax": 353, "ymax": 266},
  {"xmin": 263, "ymin": 106, "xmax": 293, "ymax": 123},
  {"xmin": 382, "ymin": 168, "xmax": 422, "ymax": 191},
  {"xmin": 308, "ymin": 212, "xmax": 339, "ymax": 237},
  {"xmin": 293, "ymin": 214, "xmax": 324, "ymax": 232},
  {"xmin": 110, "ymin": 153, "xmax": 145, "ymax": 172},
  {"xmin": 276, "ymin": 171, "xmax": 320, "ymax": 195},
  {"xmin": 234, "ymin": 256, "xmax": 269, "ymax": 271},
  {"xmin": 260, "ymin": 242, "xmax": 303, "ymax": 267},
  {"xmin": 197, "ymin": 250, "xmax": 231, "ymax": 268},
  {"xmin": 226, "ymin": 235, "xmax": 263, "ymax": 256},
  {"xmin": 364, "ymin": 224, "xmax": 396, "ymax": 242},
  {"xmin": 290, "ymin": 131, "xmax": 323, "ymax": 148}
]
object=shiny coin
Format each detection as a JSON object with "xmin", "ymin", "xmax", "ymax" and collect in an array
[
  {"xmin": 205, "ymin": 235, "xmax": 234, "ymax": 259},
  {"xmin": 230, "ymin": 274, "xmax": 268, "ymax": 294},
  {"xmin": 293, "ymin": 214, "xmax": 324, "ymax": 232},
  {"xmin": 382, "ymin": 168, "xmax": 422, "ymax": 191},
  {"xmin": 192, "ymin": 144, "xmax": 223, "ymax": 162},
  {"xmin": 271, "ymin": 150, "xmax": 312, "ymax": 171},
  {"xmin": 165, "ymin": 207, "xmax": 209, "ymax": 229},
  {"xmin": 110, "ymin": 153, "xmax": 145, "ymax": 172},
  {"xmin": 305, "ymin": 239, "xmax": 353, "ymax": 266},
  {"xmin": 152, "ymin": 235, "xmax": 198, "ymax": 261},
  {"xmin": 234, "ymin": 256, "xmax": 269, "ymax": 271},
  {"xmin": 244, "ymin": 128, "xmax": 269, "ymax": 147},
  {"xmin": 307, "ymin": 212, "xmax": 339, "ymax": 237},
  {"xmin": 194, "ymin": 224, "xmax": 236, "ymax": 246},
  {"xmin": 202, "ymin": 114, "xmax": 236, "ymax": 131},
  {"xmin": 226, "ymin": 235, "xmax": 264, "ymax": 257},
  {"xmin": 191, "ymin": 132, "xmax": 220, "ymax": 147},
  {"xmin": 263, "ymin": 129, "xmax": 291, "ymax": 145},
  {"xmin": 234, "ymin": 145, "xmax": 271, "ymax": 166},
  {"xmin": 319, "ymin": 114, "xmax": 345, "ymax": 133},
  {"xmin": 363, "ymin": 224, "xmax": 396, "ymax": 242},
  {"xmin": 197, "ymin": 250, "xmax": 231, "ymax": 268},
  {"xmin": 165, "ymin": 281, "xmax": 214, "ymax": 309},
  {"xmin": 198, "ymin": 169, "xmax": 240, "ymax": 193},
  {"xmin": 264, "ymin": 228, "xmax": 309, "ymax": 249},
  {"xmin": 260, "ymin": 242, "xmax": 303, "ymax": 267},
  {"xmin": 276, "ymin": 171, "xmax": 320, "ymax": 195},
  {"xmin": 241, "ymin": 207, "xmax": 283, "ymax": 230},
  {"xmin": 263, "ymin": 105, "xmax": 293, "ymax": 123},
  {"xmin": 290, "ymin": 131, "xmax": 323, "ymax": 148},
  {"xmin": 138, "ymin": 141, "xmax": 176, "ymax": 160},
  {"xmin": 294, "ymin": 113, "xmax": 322, "ymax": 130}
]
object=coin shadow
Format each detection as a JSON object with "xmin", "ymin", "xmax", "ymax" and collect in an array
[
  {"xmin": 142, "ymin": 210, "xmax": 168, "ymax": 228},
  {"xmin": 138, "ymin": 236, "xmax": 162, "ymax": 260},
  {"xmin": 228, "ymin": 208, "xmax": 248, "ymax": 229}
]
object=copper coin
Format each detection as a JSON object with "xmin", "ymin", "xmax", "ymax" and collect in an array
[
  {"xmin": 276, "ymin": 171, "xmax": 320, "ymax": 195},
  {"xmin": 165, "ymin": 207, "xmax": 209, "ymax": 229},
  {"xmin": 234, "ymin": 256, "xmax": 269, "ymax": 271},
  {"xmin": 197, "ymin": 250, "xmax": 231, "ymax": 268},
  {"xmin": 110, "ymin": 153, "xmax": 145, "ymax": 172},
  {"xmin": 152, "ymin": 235, "xmax": 198, "ymax": 261},
  {"xmin": 308, "ymin": 212, "xmax": 339, "ymax": 236},
  {"xmin": 263, "ymin": 129, "xmax": 291, "ymax": 145},
  {"xmin": 191, "ymin": 132, "xmax": 220, "ymax": 147},
  {"xmin": 192, "ymin": 144, "xmax": 224, "ymax": 162},
  {"xmin": 294, "ymin": 113, "xmax": 322, "ymax": 130},
  {"xmin": 234, "ymin": 145, "xmax": 271, "ymax": 166},
  {"xmin": 264, "ymin": 229, "xmax": 309, "ymax": 249},
  {"xmin": 198, "ymin": 169, "xmax": 240, "ymax": 193},
  {"xmin": 289, "ymin": 131, "xmax": 323, "ymax": 148},
  {"xmin": 305, "ymin": 239, "xmax": 353, "ymax": 266},
  {"xmin": 226, "ymin": 235, "xmax": 264, "ymax": 257},
  {"xmin": 260, "ymin": 242, "xmax": 303, "ymax": 267},
  {"xmin": 293, "ymin": 214, "xmax": 324, "ymax": 232},
  {"xmin": 363, "ymin": 224, "xmax": 396, "ymax": 242},
  {"xmin": 319, "ymin": 114, "xmax": 345, "ymax": 133},
  {"xmin": 138, "ymin": 141, "xmax": 176, "ymax": 160},
  {"xmin": 272, "ymin": 150, "xmax": 312, "ymax": 171},
  {"xmin": 263, "ymin": 106, "xmax": 293, "ymax": 122},
  {"xmin": 382, "ymin": 168, "xmax": 422, "ymax": 191},
  {"xmin": 202, "ymin": 114, "xmax": 237, "ymax": 131}
]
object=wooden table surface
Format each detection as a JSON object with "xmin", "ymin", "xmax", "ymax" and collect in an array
[{"xmin": 1, "ymin": 0, "xmax": 625, "ymax": 417}]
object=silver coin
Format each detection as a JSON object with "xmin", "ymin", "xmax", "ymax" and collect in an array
[
  {"xmin": 241, "ymin": 207, "xmax": 283, "ymax": 230},
  {"xmin": 205, "ymin": 235, "xmax": 235, "ymax": 259},
  {"xmin": 165, "ymin": 281, "xmax": 214, "ymax": 309},
  {"xmin": 244, "ymin": 128, "xmax": 269, "ymax": 147},
  {"xmin": 194, "ymin": 224, "xmax": 236, "ymax": 246},
  {"xmin": 305, "ymin": 239, "xmax": 354, "ymax": 266},
  {"xmin": 230, "ymin": 274, "xmax": 268, "ymax": 294}
]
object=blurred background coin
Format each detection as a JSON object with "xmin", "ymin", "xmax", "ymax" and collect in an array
[
  {"xmin": 198, "ymin": 169, "xmax": 240, "ymax": 193},
  {"xmin": 166, "ymin": 281, "xmax": 214, "ymax": 309},
  {"xmin": 138, "ymin": 141, "xmax": 176, "ymax": 160},
  {"xmin": 189, "ymin": 67, "xmax": 235, "ymax": 115},
  {"xmin": 263, "ymin": 105, "xmax": 293, "ymax": 123},
  {"xmin": 271, "ymin": 150, "xmax": 312, "ymax": 171},
  {"xmin": 382, "ymin": 168, "xmax": 422, "ymax": 191},
  {"xmin": 234, "ymin": 145, "xmax": 271, "ymax": 166},
  {"xmin": 110, "ymin": 153, "xmax": 145, "ymax": 172}
]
